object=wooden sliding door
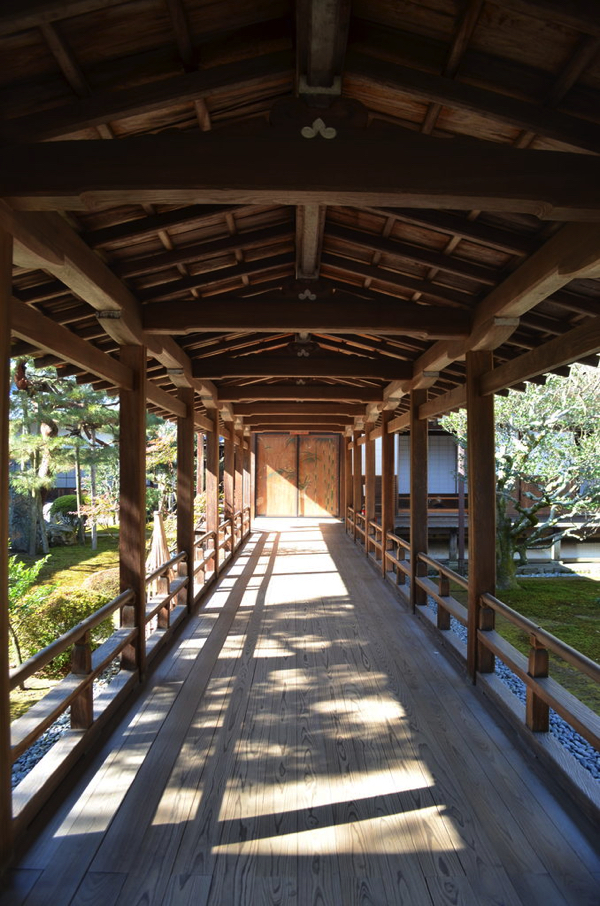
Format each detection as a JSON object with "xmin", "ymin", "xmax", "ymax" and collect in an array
[{"xmin": 256, "ymin": 434, "xmax": 339, "ymax": 517}]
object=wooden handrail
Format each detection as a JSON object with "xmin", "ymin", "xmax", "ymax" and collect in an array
[
  {"xmin": 386, "ymin": 530, "xmax": 410, "ymax": 552},
  {"xmin": 145, "ymin": 551, "xmax": 187, "ymax": 585},
  {"xmin": 480, "ymin": 592, "xmax": 600, "ymax": 685},
  {"xmin": 418, "ymin": 552, "xmax": 469, "ymax": 591},
  {"xmin": 10, "ymin": 589, "xmax": 135, "ymax": 691}
]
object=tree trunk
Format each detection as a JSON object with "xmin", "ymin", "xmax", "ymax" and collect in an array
[
  {"xmin": 75, "ymin": 445, "xmax": 86, "ymax": 544},
  {"xmin": 496, "ymin": 496, "xmax": 519, "ymax": 590},
  {"xmin": 28, "ymin": 488, "xmax": 37, "ymax": 556},
  {"xmin": 90, "ymin": 429, "xmax": 97, "ymax": 551}
]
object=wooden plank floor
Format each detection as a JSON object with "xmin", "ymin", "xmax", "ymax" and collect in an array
[{"xmin": 2, "ymin": 519, "xmax": 599, "ymax": 906}]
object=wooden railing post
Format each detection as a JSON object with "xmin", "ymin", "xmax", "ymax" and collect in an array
[
  {"xmin": 466, "ymin": 350, "xmax": 496, "ymax": 680},
  {"xmin": 410, "ymin": 389, "xmax": 428, "ymax": 611},
  {"xmin": 437, "ymin": 573, "xmax": 451, "ymax": 630},
  {"xmin": 156, "ymin": 575, "xmax": 171, "ymax": 629},
  {"xmin": 0, "ymin": 227, "xmax": 13, "ymax": 869},
  {"xmin": 381, "ymin": 412, "xmax": 395, "ymax": 578},
  {"xmin": 526, "ymin": 636, "xmax": 550, "ymax": 732},
  {"xmin": 352, "ymin": 431, "xmax": 362, "ymax": 543},
  {"xmin": 365, "ymin": 424, "xmax": 376, "ymax": 557},
  {"xmin": 177, "ymin": 387, "xmax": 195, "ymax": 610},
  {"xmin": 119, "ymin": 344, "xmax": 147, "ymax": 676},
  {"xmin": 70, "ymin": 631, "xmax": 93, "ymax": 730}
]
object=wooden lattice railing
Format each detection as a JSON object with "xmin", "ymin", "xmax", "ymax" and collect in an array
[
  {"xmin": 347, "ymin": 515, "xmax": 600, "ymax": 766},
  {"xmin": 9, "ymin": 506, "xmax": 252, "ymax": 837}
]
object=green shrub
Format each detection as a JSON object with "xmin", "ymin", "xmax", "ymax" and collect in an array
[
  {"xmin": 83, "ymin": 567, "xmax": 120, "ymax": 599},
  {"xmin": 50, "ymin": 495, "xmax": 86, "ymax": 525},
  {"xmin": 18, "ymin": 588, "xmax": 115, "ymax": 678}
]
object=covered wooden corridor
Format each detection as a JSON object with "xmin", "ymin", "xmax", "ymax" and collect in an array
[{"xmin": 3, "ymin": 519, "xmax": 598, "ymax": 906}]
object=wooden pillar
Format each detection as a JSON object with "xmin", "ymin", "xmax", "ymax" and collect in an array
[
  {"xmin": 196, "ymin": 431, "xmax": 205, "ymax": 495},
  {"xmin": 352, "ymin": 431, "xmax": 362, "ymax": 542},
  {"xmin": 234, "ymin": 432, "xmax": 243, "ymax": 513},
  {"xmin": 177, "ymin": 388, "xmax": 195, "ymax": 610},
  {"xmin": 0, "ymin": 229, "xmax": 13, "ymax": 870},
  {"xmin": 119, "ymin": 345, "xmax": 147, "ymax": 676},
  {"xmin": 410, "ymin": 389, "xmax": 428, "ymax": 611},
  {"xmin": 243, "ymin": 439, "xmax": 251, "ymax": 513},
  {"xmin": 381, "ymin": 411, "xmax": 395, "ymax": 578},
  {"xmin": 365, "ymin": 425, "xmax": 376, "ymax": 556},
  {"xmin": 344, "ymin": 436, "xmax": 353, "ymax": 527},
  {"xmin": 466, "ymin": 350, "xmax": 496, "ymax": 680},
  {"xmin": 223, "ymin": 428, "xmax": 234, "ymax": 521},
  {"xmin": 250, "ymin": 434, "xmax": 256, "ymax": 522},
  {"xmin": 205, "ymin": 412, "xmax": 219, "ymax": 573}
]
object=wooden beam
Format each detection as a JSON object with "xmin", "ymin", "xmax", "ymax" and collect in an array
[
  {"xmin": 327, "ymin": 222, "xmax": 498, "ymax": 285},
  {"xmin": 411, "ymin": 221, "xmax": 600, "ymax": 380},
  {"xmin": 138, "ymin": 251, "xmax": 293, "ymax": 303},
  {"xmin": 420, "ymin": 384, "xmax": 468, "ymax": 420},
  {"xmin": 297, "ymin": 0, "xmax": 351, "ymax": 94},
  {"xmin": 84, "ymin": 204, "xmax": 244, "ymax": 248},
  {"xmin": 0, "ymin": 228, "xmax": 13, "ymax": 871},
  {"xmin": 466, "ymin": 351, "xmax": 496, "ymax": 680},
  {"xmin": 370, "ymin": 207, "xmax": 538, "ymax": 257},
  {"xmin": 365, "ymin": 425, "xmax": 376, "ymax": 546},
  {"xmin": 192, "ymin": 356, "xmax": 412, "ymax": 380},
  {"xmin": 116, "ymin": 222, "xmax": 292, "ymax": 279},
  {"xmin": 321, "ymin": 251, "xmax": 476, "ymax": 307},
  {"xmin": 1, "ymin": 203, "xmax": 143, "ymax": 345},
  {"xmin": 142, "ymin": 296, "xmax": 471, "ymax": 336},
  {"xmin": 251, "ymin": 424, "xmax": 346, "ymax": 432},
  {"xmin": 233, "ymin": 402, "xmax": 365, "ymax": 416},
  {"xmin": 346, "ymin": 49, "xmax": 600, "ymax": 154},
  {"xmin": 218, "ymin": 385, "xmax": 382, "ymax": 402},
  {"xmin": 244, "ymin": 414, "xmax": 353, "ymax": 427},
  {"xmin": 387, "ymin": 412, "xmax": 410, "ymax": 433},
  {"xmin": 7, "ymin": 132, "xmax": 600, "ymax": 218},
  {"xmin": 145, "ymin": 382, "xmax": 186, "ymax": 419},
  {"xmin": 177, "ymin": 388, "xmax": 195, "ymax": 611},
  {"xmin": 296, "ymin": 204, "xmax": 325, "ymax": 279},
  {"xmin": 2, "ymin": 51, "xmax": 294, "ymax": 143},
  {"xmin": 11, "ymin": 298, "xmax": 133, "ymax": 390},
  {"xmin": 344, "ymin": 435, "xmax": 353, "ymax": 517},
  {"xmin": 119, "ymin": 345, "xmax": 147, "ymax": 677},
  {"xmin": 481, "ymin": 315, "xmax": 600, "ymax": 395},
  {"xmin": 382, "ymin": 371, "xmax": 440, "ymax": 410}
]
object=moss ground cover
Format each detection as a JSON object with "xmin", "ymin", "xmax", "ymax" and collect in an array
[{"xmin": 451, "ymin": 575, "xmax": 600, "ymax": 714}]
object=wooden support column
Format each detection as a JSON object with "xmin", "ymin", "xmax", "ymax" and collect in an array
[
  {"xmin": 205, "ymin": 411, "xmax": 219, "ymax": 574},
  {"xmin": 466, "ymin": 350, "xmax": 496, "ymax": 680},
  {"xmin": 250, "ymin": 434, "xmax": 256, "ymax": 522},
  {"xmin": 410, "ymin": 389, "xmax": 428, "ymax": 611},
  {"xmin": 196, "ymin": 431, "xmax": 205, "ymax": 495},
  {"xmin": 234, "ymin": 432, "xmax": 243, "ymax": 543},
  {"xmin": 243, "ymin": 440, "xmax": 251, "ymax": 516},
  {"xmin": 234, "ymin": 433, "xmax": 243, "ymax": 513},
  {"xmin": 344, "ymin": 436, "xmax": 353, "ymax": 528},
  {"xmin": 177, "ymin": 387, "xmax": 195, "ymax": 611},
  {"xmin": 119, "ymin": 345, "xmax": 147, "ymax": 676},
  {"xmin": 381, "ymin": 411, "xmax": 395, "ymax": 578},
  {"xmin": 223, "ymin": 428, "xmax": 234, "ymax": 523},
  {"xmin": 365, "ymin": 425, "xmax": 376, "ymax": 556},
  {"xmin": 0, "ymin": 228, "xmax": 13, "ymax": 870},
  {"xmin": 352, "ymin": 430, "xmax": 363, "ymax": 542}
]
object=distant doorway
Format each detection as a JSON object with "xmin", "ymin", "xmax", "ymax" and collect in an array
[{"xmin": 255, "ymin": 434, "xmax": 340, "ymax": 517}]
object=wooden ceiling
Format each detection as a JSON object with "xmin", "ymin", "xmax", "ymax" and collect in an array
[{"xmin": 3, "ymin": 0, "xmax": 600, "ymax": 433}]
